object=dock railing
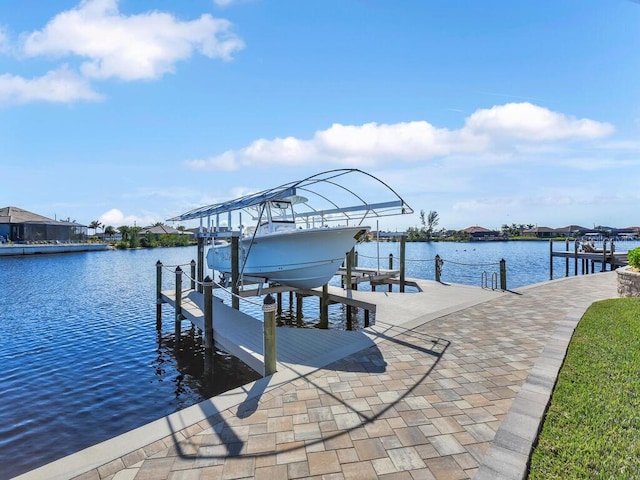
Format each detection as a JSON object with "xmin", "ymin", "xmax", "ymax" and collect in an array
[{"xmin": 356, "ymin": 251, "xmax": 508, "ymax": 290}]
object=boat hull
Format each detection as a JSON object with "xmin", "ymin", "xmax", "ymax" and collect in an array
[{"xmin": 207, "ymin": 226, "xmax": 369, "ymax": 289}]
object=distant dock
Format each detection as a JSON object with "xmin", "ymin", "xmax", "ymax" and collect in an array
[
  {"xmin": 0, "ymin": 243, "xmax": 111, "ymax": 256},
  {"xmin": 549, "ymin": 239, "xmax": 629, "ymax": 279}
]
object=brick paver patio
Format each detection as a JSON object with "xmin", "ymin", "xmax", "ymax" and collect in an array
[{"xmin": 25, "ymin": 272, "xmax": 618, "ymax": 480}]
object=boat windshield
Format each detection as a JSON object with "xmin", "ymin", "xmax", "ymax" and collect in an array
[{"xmin": 269, "ymin": 201, "xmax": 295, "ymax": 223}]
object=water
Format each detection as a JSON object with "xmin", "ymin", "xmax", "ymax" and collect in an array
[{"xmin": 1, "ymin": 240, "xmax": 637, "ymax": 478}]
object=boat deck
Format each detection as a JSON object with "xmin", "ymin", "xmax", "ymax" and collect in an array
[{"xmin": 161, "ymin": 279, "xmax": 505, "ymax": 376}]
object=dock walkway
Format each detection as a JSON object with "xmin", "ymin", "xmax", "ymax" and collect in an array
[{"xmin": 16, "ymin": 273, "xmax": 618, "ymax": 480}]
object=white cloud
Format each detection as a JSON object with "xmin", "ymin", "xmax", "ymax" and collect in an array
[
  {"xmin": 0, "ymin": 65, "xmax": 102, "ymax": 104},
  {"xmin": 99, "ymin": 208, "xmax": 156, "ymax": 227},
  {"xmin": 463, "ymin": 102, "xmax": 614, "ymax": 141},
  {"xmin": 21, "ymin": 0, "xmax": 244, "ymax": 82},
  {"xmin": 186, "ymin": 103, "xmax": 614, "ymax": 171}
]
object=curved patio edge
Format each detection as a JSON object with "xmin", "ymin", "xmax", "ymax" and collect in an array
[{"xmin": 474, "ymin": 306, "xmax": 589, "ymax": 480}]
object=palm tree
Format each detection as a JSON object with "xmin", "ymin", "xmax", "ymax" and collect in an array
[
  {"xmin": 104, "ymin": 225, "xmax": 116, "ymax": 241},
  {"xmin": 117, "ymin": 225, "xmax": 130, "ymax": 242},
  {"xmin": 88, "ymin": 220, "xmax": 102, "ymax": 236}
]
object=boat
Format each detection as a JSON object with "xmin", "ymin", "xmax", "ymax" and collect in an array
[
  {"xmin": 207, "ymin": 198, "xmax": 369, "ymax": 289},
  {"xmin": 168, "ymin": 169, "xmax": 413, "ymax": 290}
]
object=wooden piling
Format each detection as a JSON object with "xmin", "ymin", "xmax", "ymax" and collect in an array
[
  {"xmin": 174, "ymin": 266, "xmax": 183, "ymax": 341},
  {"xmin": 296, "ymin": 294, "xmax": 303, "ymax": 327},
  {"xmin": 549, "ymin": 241, "xmax": 553, "ymax": 280},
  {"xmin": 277, "ymin": 292, "xmax": 283, "ymax": 320},
  {"xmin": 435, "ymin": 254, "xmax": 441, "ymax": 283},
  {"xmin": 346, "ymin": 248, "xmax": 353, "ymax": 291},
  {"xmin": 197, "ymin": 237, "xmax": 205, "ymax": 293},
  {"xmin": 203, "ymin": 276, "xmax": 214, "ymax": 376},
  {"xmin": 565, "ymin": 239, "xmax": 570, "ymax": 277},
  {"xmin": 190, "ymin": 259, "xmax": 196, "ymax": 290},
  {"xmin": 156, "ymin": 260, "xmax": 163, "ymax": 329},
  {"xmin": 500, "ymin": 259, "xmax": 507, "ymax": 290},
  {"xmin": 231, "ymin": 236, "xmax": 239, "ymax": 310},
  {"xmin": 263, "ymin": 294, "xmax": 277, "ymax": 377},
  {"xmin": 319, "ymin": 284, "xmax": 329, "ymax": 329},
  {"xmin": 388, "ymin": 253, "xmax": 393, "ymax": 292}
]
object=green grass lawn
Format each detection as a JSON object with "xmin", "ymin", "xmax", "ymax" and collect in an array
[{"xmin": 528, "ymin": 298, "xmax": 640, "ymax": 479}]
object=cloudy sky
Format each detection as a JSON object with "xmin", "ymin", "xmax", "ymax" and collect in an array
[{"xmin": 1, "ymin": 0, "xmax": 639, "ymax": 231}]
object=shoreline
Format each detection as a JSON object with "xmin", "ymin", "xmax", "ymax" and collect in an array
[{"xmin": 0, "ymin": 243, "xmax": 112, "ymax": 256}]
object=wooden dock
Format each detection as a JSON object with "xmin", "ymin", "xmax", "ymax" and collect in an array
[
  {"xmin": 549, "ymin": 239, "xmax": 629, "ymax": 279},
  {"xmin": 160, "ymin": 289, "xmax": 377, "ymax": 375}
]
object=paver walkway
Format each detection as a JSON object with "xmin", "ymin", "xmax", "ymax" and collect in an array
[{"xmin": 19, "ymin": 272, "xmax": 618, "ymax": 480}]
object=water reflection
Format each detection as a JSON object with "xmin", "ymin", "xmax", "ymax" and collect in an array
[{"xmin": 153, "ymin": 325, "xmax": 261, "ymax": 402}]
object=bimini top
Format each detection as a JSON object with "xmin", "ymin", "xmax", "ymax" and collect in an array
[{"xmin": 168, "ymin": 169, "xmax": 413, "ymax": 225}]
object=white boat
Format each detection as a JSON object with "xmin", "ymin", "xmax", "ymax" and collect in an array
[
  {"xmin": 169, "ymin": 169, "xmax": 412, "ymax": 290},
  {"xmin": 207, "ymin": 199, "xmax": 369, "ymax": 288}
]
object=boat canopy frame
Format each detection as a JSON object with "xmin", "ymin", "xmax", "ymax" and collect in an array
[{"xmin": 168, "ymin": 169, "xmax": 413, "ymax": 231}]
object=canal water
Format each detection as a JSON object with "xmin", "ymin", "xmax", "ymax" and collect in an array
[{"xmin": 0, "ymin": 240, "xmax": 637, "ymax": 478}]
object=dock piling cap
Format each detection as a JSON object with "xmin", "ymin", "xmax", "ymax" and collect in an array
[{"xmin": 263, "ymin": 293, "xmax": 277, "ymax": 313}]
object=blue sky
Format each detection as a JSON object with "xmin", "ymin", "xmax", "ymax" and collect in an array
[{"xmin": 1, "ymin": 0, "xmax": 639, "ymax": 231}]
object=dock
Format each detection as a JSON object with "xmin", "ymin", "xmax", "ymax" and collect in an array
[
  {"xmin": 159, "ymin": 275, "xmax": 498, "ymax": 376},
  {"xmin": 549, "ymin": 239, "xmax": 629, "ymax": 279},
  {"xmin": 160, "ymin": 288, "xmax": 379, "ymax": 374}
]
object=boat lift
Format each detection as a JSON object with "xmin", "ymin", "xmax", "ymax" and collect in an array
[{"xmin": 168, "ymin": 169, "xmax": 414, "ymax": 300}]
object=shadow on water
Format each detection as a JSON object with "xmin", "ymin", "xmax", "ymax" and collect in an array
[{"xmin": 155, "ymin": 326, "xmax": 262, "ymax": 401}]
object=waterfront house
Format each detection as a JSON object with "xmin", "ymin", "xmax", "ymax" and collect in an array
[
  {"xmin": 462, "ymin": 226, "xmax": 503, "ymax": 241},
  {"xmin": 522, "ymin": 226, "xmax": 558, "ymax": 238},
  {"xmin": 0, "ymin": 206, "xmax": 87, "ymax": 243}
]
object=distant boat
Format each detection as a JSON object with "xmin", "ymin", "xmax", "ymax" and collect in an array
[{"xmin": 169, "ymin": 169, "xmax": 413, "ymax": 290}]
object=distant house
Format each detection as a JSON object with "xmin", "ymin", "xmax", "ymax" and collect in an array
[
  {"xmin": 462, "ymin": 226, "xmax": 503, "ymax": 241},
  {"xmin": 0, "ymin": 206, "xmax": 87, "ymax": 243},
  {"xmin": 139, "ymin": 224, "xmax": 194, "ymax": 236},
  {"xmin": 553, "ymin": 225, "xmax": 590, "ymax": 237},
  {"xmin": 522, "ymin": 226, "xmax": 558, "ymax": 238}
]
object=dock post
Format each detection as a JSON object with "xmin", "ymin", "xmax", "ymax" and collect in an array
[
  {"xmin": 435, "ymin": 254, "xmax": 442, "ymax": 283},
  {"xmin": 190, "ymin": 260, "xmax": 196, "ymax": 290},
  {"xmin": 203, "ymin": 276, "xmax": 214, "ymax": 376},
  {"xmin": 574, "ymin": 240, "xmax": 578, "ymax": 276},
  {"xmin": 156, "ymin": 261, "xmax": 163, "ymax": 330},
  {"xmin": 277, "ymin": 292, "xmax": 283, "ymax": 321},
  {"xmin": 174, "ymin": 266, "xmax": 183, "ymax": 342},
  {"xmin": 346, "ymin": 248, "xmax": 353, "ymax": 291},
  {"xmin": 319, "ymin": 284, "xmax": 329, "ymax": 329},
  {"xmin": 499, "ymin": 259, "xmax": 507, "ymax": 290},
  {"xmin": 400, "ymin": 235, "xmax": 406, "ymax": 293},
  {"xmin": 197, "ymin": 237, "xmax": 205, "ymax": 293},
  {"xmin": 548, "ymin": 241, "xmax": 553, "ymax": 280},
  {"xmin": 263, "ymin": 294, "xmax": 277, "ymax": 377},
  {"xmin": 364, "ymin": 309, "xmax": 370, "ymax": 328},
  {"xmin": 346, "ymin": 247, "xmax": 354, "ymax": 324},
  {"xmin": 388, "ymin": 253, "xmax": 393, "ymax": 292},
  {"xmin": 296, "ymin": 294, "xmax": 303, "ymax": 327},
  {"xmin": 231, "ymin": 236, "xmax": 239, "ymax": 310},
  {"xmin": 601, "ymin": 239, "xmax": 607, "ymax": 272},
  {"xmin": 288, "ymin": 291, "xmax": 293, "ymax": 317},
  {"xmin": 565, "ymin": 239, "xmax": 570, "ymax": 277}
]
